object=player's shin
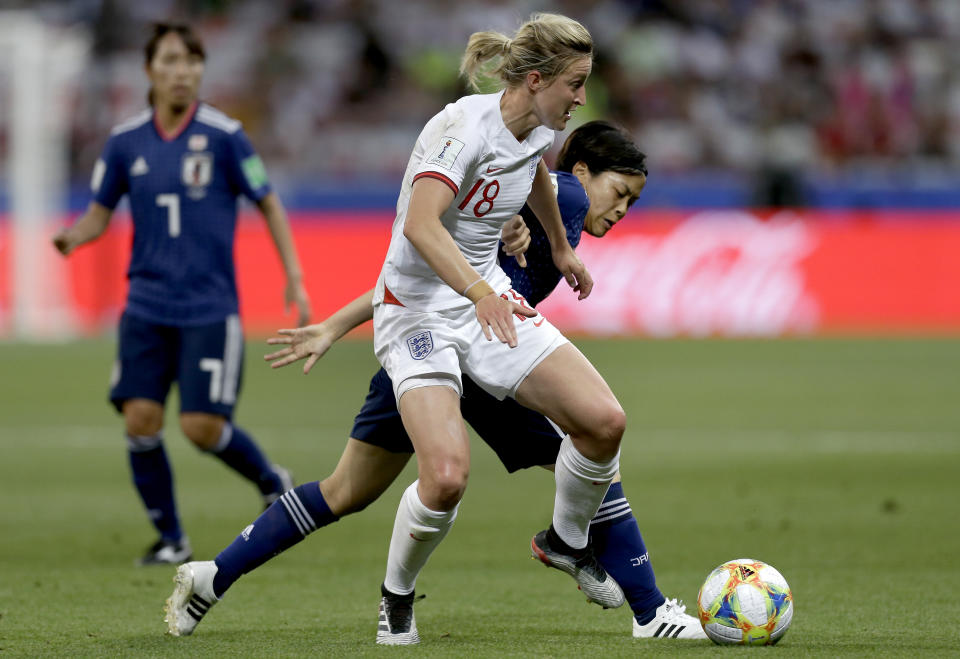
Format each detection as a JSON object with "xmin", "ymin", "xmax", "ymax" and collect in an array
[
  {"xmin": 589, "ymin": 481, "xmax": 665, "ymax": 622},
  {"xmin": 206, "ymin": 423, "xmax": 287, "ymax": 498},
  {"xmin": 383, "ymin": 480, "xmax": 459, "ymax": 596},
  {"xmin": 127, "ymin": 432, "xmax": 183, "ymax": 543},
  {"xmin": 530, "ymin": 438, "xmax": 624, "ymax": 609},
  {"xmin": 211, "ymin": 481, "xmax": 338, "ymax": 597},
  {"xmin": 552, "ymin": 436, "xmax": 619, "ymax": 548}
]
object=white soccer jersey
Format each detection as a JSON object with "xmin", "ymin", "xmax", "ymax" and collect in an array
[{"xmin": 374, "ymin": 91, "xmax": 555, "ymax": 311}]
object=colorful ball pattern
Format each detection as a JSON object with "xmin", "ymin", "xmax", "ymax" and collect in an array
[{"xmin": 697, "ymin": 558, "xmax": 793, "ymax": 645}]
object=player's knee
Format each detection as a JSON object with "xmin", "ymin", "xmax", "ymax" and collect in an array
[
  {"xmin": 597, "ymin": 404, "xmax": 626, "ymax": 453},
  {"xmin": 421, "ymin": 462, "xmax": 469, "ymax": 510},
  {"xmin": 123, "ymin": 400, "xmax": 163, "ymax": 436},
  {"xmin": 605, "ymin": 404, "xmax": 627, "ymax": 443},
  {"xmin": 180, "ymin": 413, "xmax": 225, "ymax": 450},
  {"xmin": 429, "ymin": 481, "xmax": 467, "ymax": 511},
  {"xmin": 580, "ymin": 401, "xmax": 626, "ymax": 459}
]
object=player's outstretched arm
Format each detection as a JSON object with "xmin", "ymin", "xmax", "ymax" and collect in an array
[
  {"xmin": 525, "ymin": 161, "xmax": 593, "ymax": 299},
  {"xmin": 257, "ymin": 192, "xmax": 311, "ymax": 326},
  {"xmin": 51, "ymin": 202, "xmax": 113, "ymax": 256},
  {"xmin": 264, "ymin": 288, "xmax": 375, "ymax": 374},
  {"xmin": 501, "ymin": 214, "xmax": 529, "ymax": 268}
]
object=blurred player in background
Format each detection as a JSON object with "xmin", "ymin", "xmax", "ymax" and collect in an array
[
  {"xmin": 164, "ymin": 119, "xmax": 704, "ymax": 641},
  {"xmin": 52, "ymin": 23, "xmax": 310, "ymax": 566}
]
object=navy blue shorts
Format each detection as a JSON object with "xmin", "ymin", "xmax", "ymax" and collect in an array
[
  {"xmin": 109, "ymin": 311, "xmax": 245, "ymax": 418},
  {"xmin": 350, "ymin": 368, "xmax": 563, "ymax": 472}
]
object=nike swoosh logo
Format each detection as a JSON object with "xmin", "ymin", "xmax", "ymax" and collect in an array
[
  {"xmin": 486, "ymin": 165, "xmax": 503, "ymax": 173},
  {"xmin": 409, "ymin": 533, "xmax": 428, "ymax": 542},
  {"xmin": 533, "ymin": 317, "xmax": 544, "ymax": 327}
]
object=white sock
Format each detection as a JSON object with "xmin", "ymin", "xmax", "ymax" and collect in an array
[
  {"xmin": 383, "ymin": 480, "xmax": 459, "ymax": 595},
  {"xmin": 553, "ymin": 436, "xmax": 620, "ymax": 550}
]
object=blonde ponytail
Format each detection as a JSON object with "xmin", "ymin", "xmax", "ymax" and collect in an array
[
  {"xmin": 460, "ymin": 31, "xmax": 512, "ymax": 91},
  {"xmin": 459, "ymin": 13, "xmax": 593, "ymax": 92}
]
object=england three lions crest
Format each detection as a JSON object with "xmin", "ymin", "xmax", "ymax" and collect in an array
[{"xmin": 406, "ymin": 331, "xmax": 433, "ymax": 360}]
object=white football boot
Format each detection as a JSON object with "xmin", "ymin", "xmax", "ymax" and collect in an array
[
  {"xmin": 164, "ymin": 560, "xmax": 219, "ymax": 636},
  {"xmin": 376, "ymin": 584, "xmax": 420, "ymax": 645},
  {"xmin": 632, "ymin": 598, "xmax": 708, "ymax": 640}
]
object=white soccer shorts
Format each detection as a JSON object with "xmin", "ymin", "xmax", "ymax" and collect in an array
[{"xmin": 373, "ymin": 290, "xmax": 568, "ymax": 403}]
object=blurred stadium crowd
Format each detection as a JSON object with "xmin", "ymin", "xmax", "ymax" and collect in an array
[{"xmin": 5, "ymin": 0, "xmax": 960, "ymax": 202}]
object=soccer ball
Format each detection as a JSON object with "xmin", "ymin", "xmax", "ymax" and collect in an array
[{"xmin": 696, "ymin": 558, "xmax": 793, "ymax": 645}]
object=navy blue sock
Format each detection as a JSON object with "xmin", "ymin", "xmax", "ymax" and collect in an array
[
  {"xmin": 212, "ymin": 482, "xmax": 338, "ymax": 597},
  {"xmin": 209, "ymin": 424, "xmax": 283, "ymax": 495},
  {"xmin": 590, "ymin": 482, "xmax": 665, "ymax": 624},
  {"xmin": 127, "ymin": 434, "xmax": 182, "ymax": 543}
]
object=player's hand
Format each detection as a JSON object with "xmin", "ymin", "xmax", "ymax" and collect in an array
[
  {"xmin": 552, "ymin": 246, "xmax": 593, "ymax": 300},
  {"xmin": 501, "ymin": 214, "xmax": 530, "ymax": 268},
  {"xmin": 474, "ymin": 293, "xmax": 536, "ymax": 348},
  {"xmin": 264, "ymin": 323, "xmax": 333, "ymax": 374},
  {"xmin": 285, "ymin": 279, "xmax": 312, "ymax": 327},
  {"xmin": 52, "ymin": 229, "xmax": 75, "ymax": 256}
]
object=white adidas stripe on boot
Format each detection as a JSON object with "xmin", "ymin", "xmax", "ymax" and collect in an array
[
  {"xmin": 632, "ymin": 598, "xmax": 708, "ymax": 640},
  {"xmin": 164, "ymin": 561, "xmax": 219, "ymax": 636}
]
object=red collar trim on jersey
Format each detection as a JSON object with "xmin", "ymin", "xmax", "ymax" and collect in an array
[{"xmin": 153, "ymin": 101, "xmax": 198, "ymax": 142}]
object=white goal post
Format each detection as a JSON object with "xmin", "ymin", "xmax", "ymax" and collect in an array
[{"xmin": 0, "ymin": 11, "xmax": 89, "ymax": 340}]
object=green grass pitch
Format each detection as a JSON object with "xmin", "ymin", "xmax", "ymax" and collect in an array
[{"xmin": 1, "ymin": 336, "xmax": 958, "ymax": 656}]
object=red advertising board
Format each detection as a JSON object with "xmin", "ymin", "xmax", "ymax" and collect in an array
[
  {"xmin": 1, "ymin": 209, "xmax": 958, "ymax": 337},
  {"xmin": 539, "ymin": 209, "xmax": 960, "ymax": 335}
]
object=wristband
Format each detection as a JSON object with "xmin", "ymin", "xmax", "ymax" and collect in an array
[{"xmin": 463, "ymin": 278, "xmax": 495, "ymax": 303}]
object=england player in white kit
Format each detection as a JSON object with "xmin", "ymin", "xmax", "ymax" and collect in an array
[
  {"xmin": 372, "ymin": 14, "xmax": 628, "ymax": 645},
  {"xmin": 374, "ymin": 90, "xmax": 564, "ymax": 399}
]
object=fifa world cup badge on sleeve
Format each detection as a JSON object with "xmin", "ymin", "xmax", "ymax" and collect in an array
[
  {"xmin": 241, "ymin": 155, "xmax": 269, "ymax": 190},
  {"xmin": 406, "ymin": 331, "xmax": 434, "ymax": 361},
  {"xmin": 426, "ymin": 137, "xmax": 465, "ymax": 170}
]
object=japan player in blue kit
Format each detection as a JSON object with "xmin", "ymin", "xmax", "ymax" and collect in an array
[
  {"xmin": 165, "ymin": 121, "xmax": 706, "ymax": 641},
  {"xmin": 52, "ymin": 24, "xmax": 310, "ymax": 566}
]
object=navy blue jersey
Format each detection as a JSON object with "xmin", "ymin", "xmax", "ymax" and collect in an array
[
  {"xmin": 498, "ymin": 171, "xmax": 589, "ymax": 306},
  {"xmin": 91, "ymin": 103, "xmax": 271, "ymax": 326}
]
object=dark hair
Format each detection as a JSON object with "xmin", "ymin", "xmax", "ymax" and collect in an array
[
  {"xmin": 145, "ymin": 22, "xmax": 205, "ymax": 65},
  {"xmin": 144, "ymin": 23, "xmax": 205, "ymax": 105},
  {"xmin": 555, "ymin": 121, "xmax": 648, "ymax": 177}
]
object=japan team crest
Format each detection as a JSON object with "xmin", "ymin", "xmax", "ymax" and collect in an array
[
  {"xmin": 406, "ymin": 331, "xmax": 434, "ymax": 361},
  {"xmin": 181, "ymin": 152, "xmax": 213, "ymax": 199}
]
